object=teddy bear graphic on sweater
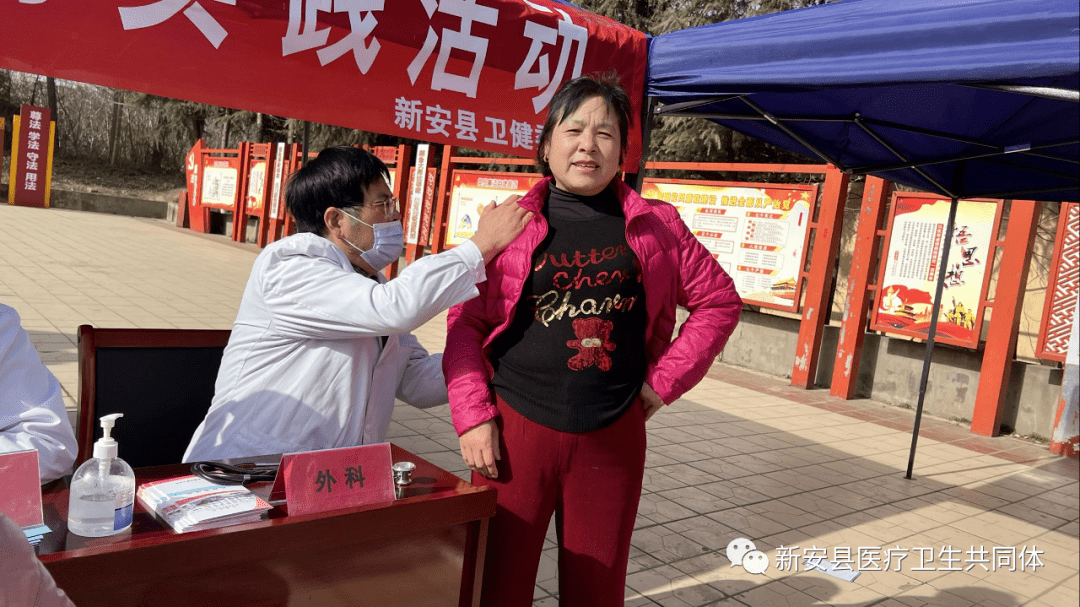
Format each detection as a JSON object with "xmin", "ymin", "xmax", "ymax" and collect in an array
[{"xmin": 566, "ymin": 317, "xmax": 616, "ymax": 371}]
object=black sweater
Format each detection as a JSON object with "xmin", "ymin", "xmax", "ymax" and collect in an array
[{"xmin": 489, "ymin": 184, "xmax": 648, "ymax": 432}]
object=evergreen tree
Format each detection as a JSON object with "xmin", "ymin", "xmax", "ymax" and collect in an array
[{"xmin": 578, "ymin": 0, "xmax": 835, "ymax": 167}]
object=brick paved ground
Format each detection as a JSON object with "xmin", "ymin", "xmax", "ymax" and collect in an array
[{"xmin": 3, "ymin": 203, "xmax": 1076, "ymax": 606}]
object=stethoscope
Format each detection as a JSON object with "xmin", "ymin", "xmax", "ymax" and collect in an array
[{"xmin": 190, "ymin": 461, "xmax": 279, "ymax": 485}]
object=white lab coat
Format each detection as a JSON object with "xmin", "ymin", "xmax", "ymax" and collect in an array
[
  {"xmin": 184, "ymin": 233, "xmax": 486, "ymax": 462},
  {"xmin": 0, "ymin": 304, "xmax": 78, "ymax": 483}
]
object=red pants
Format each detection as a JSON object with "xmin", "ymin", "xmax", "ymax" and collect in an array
[{"xmin": 472, "ymin": 394, "xmax": 647, "ymax": 607}]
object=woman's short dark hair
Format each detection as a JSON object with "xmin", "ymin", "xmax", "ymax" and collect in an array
[
  {"xmin": 285, "ymin": 146, "xmax": 390, "ymax": 235},
  {"xmin": 535, "ymin": 73, "xmax": 632, "ymax": 177}
]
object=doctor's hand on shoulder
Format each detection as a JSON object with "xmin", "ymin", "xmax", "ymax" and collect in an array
[{"xmin": 469, "ymin": 195, "xmax": 533, "ymax": 265}]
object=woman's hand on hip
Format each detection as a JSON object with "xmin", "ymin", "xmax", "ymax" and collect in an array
[
  {"xmin": 459, "ymin": 419, "xmax": 501, "ymax": 479},
  {"xmin": 641, "ymin": 382, "xmax": 665, "ymax": 422}
]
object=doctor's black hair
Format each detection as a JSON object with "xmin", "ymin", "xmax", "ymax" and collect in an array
[
  {"xmin": 285, "ymin": 146, "xmax": 391, "ymax": 235},
  {"xmin": 535, "ymin": 72, "xmax": 631, "ymax": 178}
]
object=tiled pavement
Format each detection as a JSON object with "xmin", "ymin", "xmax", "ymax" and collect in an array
[{"xmin": 2, "ymin": 203, "xmax": 1077, "ymax": 606}]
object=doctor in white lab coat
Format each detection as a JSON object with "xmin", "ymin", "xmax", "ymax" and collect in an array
[
  {"xmin": 184, "ymin": 147, "xmax": 532, "ymax": 462},
  {"xmin": 0, "ymin": 303, "xmax": 78, "ymax": 483}
]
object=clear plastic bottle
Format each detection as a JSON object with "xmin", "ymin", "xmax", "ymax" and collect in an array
[{"xmin": 67, "ymin": 413, "xmax": 136, "ymax": 537}]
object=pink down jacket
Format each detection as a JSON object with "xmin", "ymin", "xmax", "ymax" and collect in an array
[{"xmin": 444, "ymin": 177, "xmax": 743, "ymax": 436}]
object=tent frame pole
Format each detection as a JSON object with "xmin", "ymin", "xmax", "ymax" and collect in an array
[
  {"xmin": 739, "ymin": 96, "xmax": 843, "ymax": 168},
  {"xmin": 854, "ymin": 115, "xmax": 955, "ymax": 197},
  {"xmin": 627, "ymin": 96, "xmax": 658, "ymax": 192},
  {"xmin": 961, "ymin": 83, "xmax": 1080, "ymax": 103},
  {"xmin": 980, "ymin": 156, "xmax": 1080, "ymax": 181},
  {"xmin": 905, "ymin": 195, "xmax": 960, "ymax": 480},
  {"xmin": 653, "ymin": 95, "xmax": 742, "ymax": 115},
  {"xmin": 849, "ymin": 138, "xmax": 1080, "ymax": 175},
  {"xmin": 302, "ymin": 121, "xmax": 311, "ymax": 167}
]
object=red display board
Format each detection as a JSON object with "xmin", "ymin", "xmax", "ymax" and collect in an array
[
  {"xmin": 642, "ymin": 179, "xmax": 817, "ymax": 312},
  {"xmin": 870, "ymin": 192, "xmax": 1002, "ymax": 348},
  {"xmin": 266, "ymin": 142, "xmax": 299, "ymax": 243},
  {"xmin": 184, "ymin": 139, "xmax": 207, "ymax": 231},
  {"xmin": 1037, "ymin": 202, "xmax": 1079, "ymax": 362},
  {"xmin": 405, "ymin": 144, "xmax": 433, "ymax": 249},
  {"xmin": 3, "ymin": 1, "xmax": 646, "ymax": 169},
  {"xmin": 403, "ymin": 166, "xmax": 438, "ymax": 263},
  {"xmin": 7, "ymin": 105, "xmax": 54, "ymax": 208}
]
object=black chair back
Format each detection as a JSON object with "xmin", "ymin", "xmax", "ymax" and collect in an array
[{"xmin": 77, "ymin": 326, "xmax": 230, "ymax": 468}]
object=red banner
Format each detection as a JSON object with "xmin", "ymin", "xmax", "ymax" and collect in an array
[
  {"xmin": 8, "ymin": 105, "xmax": 52, "ymax": 208},
  {"xmin": 2, "ymin": 1, "xmax": 646, "ymax": 168}
]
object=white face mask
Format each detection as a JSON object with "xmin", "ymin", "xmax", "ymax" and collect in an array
[{"xmin": 340, "ymin": 210, "xmax": 404, "ymax": 271}]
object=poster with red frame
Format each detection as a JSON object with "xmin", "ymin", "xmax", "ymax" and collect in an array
[
  {"xmin": 871, "ymin": 193, "xmax": 1002, "ymax": 348},
  {"xmin": 200, "ymin": 157, "xmax": 242, "ymax": 210},
  {"xmin": 245, "ymin": 160, "xmax": 268, "ymax": 213},
  {"xmin": 444, "ymin": 170, "xmax": 543, "ymax": 248},
  {"xmin": 642, "ymin": 179, "xmax": 817, "ymax": 312}
]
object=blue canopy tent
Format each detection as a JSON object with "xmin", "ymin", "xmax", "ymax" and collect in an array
[
  {"xmin": 644, "ymin": 0, "xmax": 1079, "ymax": 475},
  {"xmin": 645, "ymin": 0, "xmax": 1078, "ymax": 202}
]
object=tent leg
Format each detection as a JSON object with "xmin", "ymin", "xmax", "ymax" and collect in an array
[
  {"xmin": 905, "ymin": 196, "xmax": 959, "ymax": 480},
  {"xmin": 302, "ymin": 121, "xmax": 311, "ymax": 168},
  {"xmin": 626, "ymin": 96, "xmax": 657, "ymax": 193}
]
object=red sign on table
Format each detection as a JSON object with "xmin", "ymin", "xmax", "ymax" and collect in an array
[
  {"xmin": 271, "ymin": 443, "xmax": 395, "ymax": 517},
  {"xmin": 3, "ymin": 1, "xmax": 647, "ymax": 169},
  {"xmin": 0, "ymin": 450, "xmax": 44, "ymax": 528},
  {"xmin": 7, "ymin": 105, "xmax": 52, "ymax": 208}
]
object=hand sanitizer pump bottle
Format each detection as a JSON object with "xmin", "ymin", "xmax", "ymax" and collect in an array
[{"xmin": 67, "ymin": 413, "xmax": 136, "ymax": 537}]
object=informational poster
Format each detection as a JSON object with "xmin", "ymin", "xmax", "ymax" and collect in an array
[
  {"xmin": 245, "ymin": 160, "xmax": 267, "ymax": 213},
  {"xmin": 871, "ymin": 193, "xmax": 1000, "ymax": 348},
  {"xmin": 269, "ymin": 142, "xmax": 287, "ymax": 220},
  {"xmin": 445, "ymin": 170, "xmax": 542, "ymax": 247},
  {"xmin": 642, "ymin": 180, "xmax": 817, "ymax": 311},
  {"xmin": 405, "ymin": 144, "xmax": 430, "ymax": 246},
  {"xmin": 201, "ymin": 163, "xmax": 239, "ymax": 209}
]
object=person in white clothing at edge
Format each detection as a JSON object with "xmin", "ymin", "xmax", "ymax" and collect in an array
[
  {"xmin": 184, "ymin": 147, "xmax": 532, "ymax": 462},
  {"xmin": 0, "ymin": 512, "xmax": 77, "ymax": 607},
  {"xmin": 0, "ymin": 303, "xmax": 78, "ymax": 483}
]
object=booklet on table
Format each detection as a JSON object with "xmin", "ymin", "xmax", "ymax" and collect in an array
[{"xmin": 137, "ymin": 475, "xmax": 272, "ymax": 533}]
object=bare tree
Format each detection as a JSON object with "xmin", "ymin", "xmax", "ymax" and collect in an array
[{"xmin": 107, "ymin": 89, "xmax": 123, "ymax": 166}]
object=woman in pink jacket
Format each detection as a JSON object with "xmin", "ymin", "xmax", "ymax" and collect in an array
[{"xmin": 444, "ymin": 74, "xmax": 742, "ymax": 607}]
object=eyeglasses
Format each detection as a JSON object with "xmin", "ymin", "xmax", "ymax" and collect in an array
[
  {"xmin": 368, "ymin": 196, "xmax": 399, "ymax": 215},
  {"xmin": 341, "ymin": 197, "xmax": 398, "ymax": 220}
]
